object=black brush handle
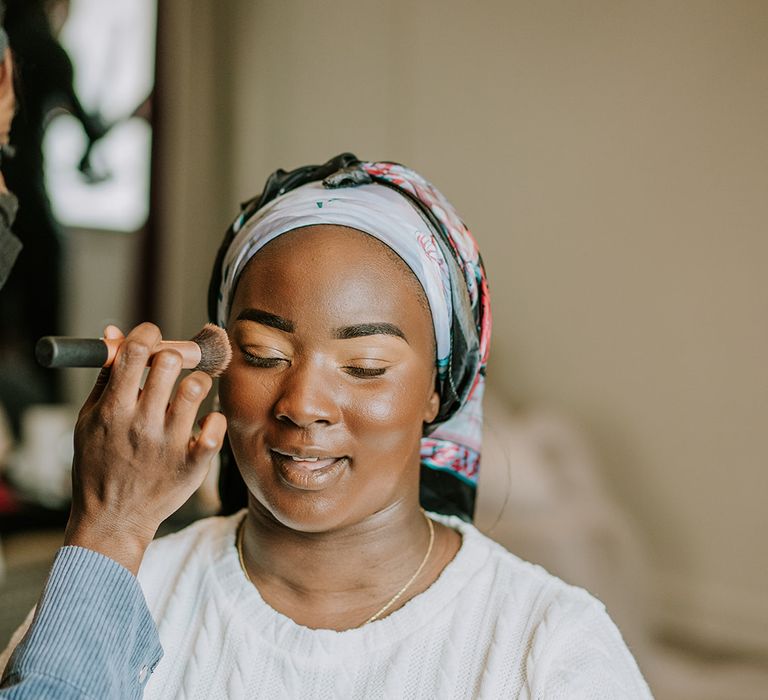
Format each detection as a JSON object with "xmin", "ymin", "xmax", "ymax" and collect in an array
[{"xmin": 35, "ymin": 337, "xmax": 110, "ymax": 368}]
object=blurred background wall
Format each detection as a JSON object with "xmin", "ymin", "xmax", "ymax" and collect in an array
[{"xmin": 149, "ymin": 0, "xmax": 768, "ymax": 658}]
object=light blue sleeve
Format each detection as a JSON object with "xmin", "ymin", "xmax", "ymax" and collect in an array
[{"xmin": 0, "ymin": 546, "xmax": 163, "ymax": 699}]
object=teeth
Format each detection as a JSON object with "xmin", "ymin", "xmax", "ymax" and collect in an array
[{"xmin": 291, "ymin": 456, "xmax": 319, "ymax": 462}]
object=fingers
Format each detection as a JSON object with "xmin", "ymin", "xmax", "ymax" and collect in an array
[
  {"xmin": 81, "ymin": 367, "xmax": 112, "ymax": 414},
  {"xmin": 189, "ymin": 411, "xmax": 227, "ymax": 465},
  {"xmin": 81, "ymin": 324, "xmax": 126, "ymax": 411},
  {"xmin": 138, "ymin": 349, "xmax": 183, "ymax": 425},
  {"xmin": 103, "ymin": 325, "xmax": 124, "ymax": 340},
  {"xmin": 165, "ymin": 370, "xmax": 213, "ymax": 440},
  {"xmin": 100, "ymin": 322, "xmax": 162, "ymax": 409}
]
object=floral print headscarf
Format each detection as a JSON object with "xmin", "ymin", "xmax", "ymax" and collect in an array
[{"xmin": 210, "ymin": 155, "xmax": 491, "ymax": 521}]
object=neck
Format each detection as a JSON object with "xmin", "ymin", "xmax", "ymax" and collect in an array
[{"xmin": 239, "ymin": 495, "xmax": 435, "ymax": 629}]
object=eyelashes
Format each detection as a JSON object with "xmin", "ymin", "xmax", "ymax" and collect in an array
[
  {"xmin": 242, "ymin": 353, "xmax": 286, "ymax": 369},
  {"xmin": 241, "ymin": 350, "xmax": 388, "ymax": 378},
  {"xmin": 344, "ymin": 366, "xmax": 386, "ymax": 378}
]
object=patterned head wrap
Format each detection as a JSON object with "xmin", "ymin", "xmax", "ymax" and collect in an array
[{"xmin": 209, "ymin": 154, "xmax": 491, "ymax": 521}]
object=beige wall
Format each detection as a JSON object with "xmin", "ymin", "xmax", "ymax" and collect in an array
[{"xmin": 157, "ymin": 0, "xmax": 768, "ymax": 653}]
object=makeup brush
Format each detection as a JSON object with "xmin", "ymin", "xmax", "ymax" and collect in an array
[{"xmin": 35, "ymin": 324, "xmax": 232, "ymax": 377}]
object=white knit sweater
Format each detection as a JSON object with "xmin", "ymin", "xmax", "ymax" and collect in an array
[{"xmin": 135, "ymin": 511, "xmax": 652, "ymax": 699}]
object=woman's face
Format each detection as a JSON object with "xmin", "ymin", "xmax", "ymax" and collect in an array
[{"xmin": 219, "ymin": 225, "xmax": 440, "ymax": 532}]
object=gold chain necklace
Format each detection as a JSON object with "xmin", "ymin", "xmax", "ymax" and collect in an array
[{"xmin": 235, "ymin": 510, "xmax": 435, "ymax": 627}]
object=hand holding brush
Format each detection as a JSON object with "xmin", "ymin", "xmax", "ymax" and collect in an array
[
  {"xmin": 36, "ymin": 322, "xmax": 232, "ymax": 376},
  {"xmin": 60, "ymin": 322, "xmax": 229, "ymax": 575}
]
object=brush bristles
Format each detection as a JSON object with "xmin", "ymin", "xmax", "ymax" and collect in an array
[{"xmin": 190, "ymin": 323, "xmax": 232, "ymax": 377}]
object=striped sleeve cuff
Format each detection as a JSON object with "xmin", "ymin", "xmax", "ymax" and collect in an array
[{"xmin": 1, "ymin": 546, "xmax": 162, "ymax": 699}]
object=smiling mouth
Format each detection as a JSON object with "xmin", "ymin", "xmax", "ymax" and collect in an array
[
  {"xmin": 270, "ymin": 449, "xmax": 349, "ymax": 491},
  {"xmin": 271, "ymin": 448, "xmax": 343, "ymax": 471}
]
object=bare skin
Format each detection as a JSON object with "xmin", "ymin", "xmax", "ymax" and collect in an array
[
  {"xmin": 220, "ymin": 225, "xmax": 461, "ymax": 630},
  {"xmin": 0, "ymin": 47, "xmax": 15, "ymax": 194},
  {"xmin": 64, "ymin": 323, "xmax": 227, "ymax": 574},
  {"xmin": 66, "ymin": 224, "xmax": 460, "ymax": 628}
]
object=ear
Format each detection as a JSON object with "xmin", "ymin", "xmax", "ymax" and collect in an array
[{"xmin": 424, "ymin": 389, "xmax": 440, "ymax": 424}]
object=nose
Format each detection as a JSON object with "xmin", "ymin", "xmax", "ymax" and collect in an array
[{"xmin": 273, "ymin": 360, "xmax": 340, "ymax": 429}]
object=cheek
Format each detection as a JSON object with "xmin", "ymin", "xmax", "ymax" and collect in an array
[
  {"xmin": 218, "ymin": 370, "xmax": 275, "ymax": 492},
  {"xmin": 354, "ymin": 389, "xmax": 399, "ymax": 424},
  {"xmin": 218, "ymin": 368, "xmax": 271, "ymax": 430},
  {"xmin": 347, "ymin": 378, "xmax": 428, "ymax": 449},
  {"xmin": 219, "ymin": 362, "xmax": 432, "ymax": 451}
]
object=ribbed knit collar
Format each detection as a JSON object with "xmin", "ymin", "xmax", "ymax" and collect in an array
[{"xmin": 211, "ymin": 510, "xmax": 491, "ymax": 658}]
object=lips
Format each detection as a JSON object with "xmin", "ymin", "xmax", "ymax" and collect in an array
[
  {"xmin": 272, "ymin": 448, "xmax": 340, "ymax": 471},
  {"xmin": 270, "ymin": 448, "xmax": 349, "ymax": 491}
]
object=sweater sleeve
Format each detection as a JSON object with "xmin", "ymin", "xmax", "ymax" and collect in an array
[
  {"xmin": 526, "ymin": 590, "xmax": 654, "ymax": 699},
  {"xmin": 0, "ymin": 546, "xmax": 162, "ymax": 699}
]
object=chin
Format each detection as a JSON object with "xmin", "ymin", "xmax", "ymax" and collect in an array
[
  {"xmin": 238, "ymin": 444, "xmax": 420, "ymax": 532},
  {"xmin": 240, "ymin": 466, "xmax": 347, "ymax": 531},
  {"xmin": 245, "ymin": 471, "xmax": 405, "ymax": 535},
  {"xmin": 255, "ymin": 489, "xmax": 365, "ymax": 533}
]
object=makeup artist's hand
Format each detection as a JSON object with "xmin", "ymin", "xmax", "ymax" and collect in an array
[
  {"xmin": 0, "ymin": 48, "xmax": 15, "ymax": 194},
  {"xmin": 64, "ymin": 322, "xmax": 227, "ymax": 574}
]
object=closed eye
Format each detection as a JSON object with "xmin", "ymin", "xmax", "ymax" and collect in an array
[
  {"xmin": 242, "ymin": 351, "xmax": 288, "ymax": 368},
  {"xmin": 344, "ymin": 366, "xmax": 387, "ymax": 378}
]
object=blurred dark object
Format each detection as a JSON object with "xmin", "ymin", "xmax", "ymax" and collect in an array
[
  {"xmin": 0, "ymin": 476, "xmax": 19, "ymax": 515},
  {"xmin": 0, "ymin": 0, "xmax": 108, "ymax": 431},
  {"xmin": 0, "ymin": 494, "xmax": 67, "ymax": 534}
]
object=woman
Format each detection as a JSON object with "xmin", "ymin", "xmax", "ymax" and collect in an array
[{"xmin": 4, "ymin": 155, "xmax": 652, "ymax": 698}]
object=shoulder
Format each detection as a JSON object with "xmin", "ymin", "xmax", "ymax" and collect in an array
[
  {"xmin": 143, "ymin": 511, "xmax": 241, "ymax": 558},
  {"xmin": 440, "ymin": 514, "xmax": 592, "ymax": 611},
  {"xmin": 441, "ymin": 517, "xmax": 652, "ymax": 698},
  {"xmin": 524, "ymin": 588, "xmax": 653, "ymax": 698},
  {"xmin": 140, "ymin": 511, "xmax": 243, "ymax": 572},
  {"xmin": 137, "ymin": 511, "xmax": 243, "ymax": 601}
]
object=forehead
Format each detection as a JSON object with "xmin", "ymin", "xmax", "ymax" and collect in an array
[{"xmin": 230, "ymin": 225, "xmax": 432, "ymax": 333}]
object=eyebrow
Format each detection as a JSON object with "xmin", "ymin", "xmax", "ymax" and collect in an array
[
  {"xmin": 236, "ymin": 309, "xmax": 407, "ymax": 343},
  {"xmin": 333, "ymin": 322, "xmax": 407, "ymax": 342},
  {"xmin": 236, "ymin": 308, "xmax": 294, "ymax": 333}
]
